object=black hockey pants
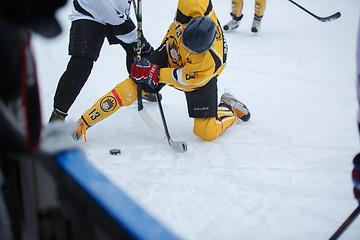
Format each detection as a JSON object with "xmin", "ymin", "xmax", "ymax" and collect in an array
[{"xmin": 53, "ymin": 56, "xmax": 93, "ymax": 113}]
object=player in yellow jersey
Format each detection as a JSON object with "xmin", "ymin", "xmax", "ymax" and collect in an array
[
  {"xmin": 223, "ymin": 0, "xmax": 266, "ymax": 33},
  {"xmin": 74, "ymin": 0, "xmax": 251, "ymax": 142}
]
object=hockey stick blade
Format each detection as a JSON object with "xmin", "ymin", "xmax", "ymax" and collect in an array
[
  {"xmin": 168, "ymin": 138, "xmax": 187, "ymax": 153},
  {"xmin": 288, "ymin": 0, "xmax": 341, "ymax": 22},
  {"xmin": 317, "ymin": 12, "xmax": 341, "ymax": 22}
]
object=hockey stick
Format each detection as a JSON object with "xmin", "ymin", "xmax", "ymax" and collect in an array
[
  {"xmin": 132, "ymin": 0, "xmax": 142, "ymax": 63},
  {"xmin": 155, "ymin": 93, "xmax": 187, "ymax": 153},
  {"xmin": 329, "ymin": 205, "xmax": 360, "ymax": 240},
  {"xmin": 137, "ymin": 87, "xmax": 166, "ymax": 140},
  {"xmin": 132, "ymin": 0, "xmax": 187, "ymax": 152},
  {"xmin": 133, "ymin": 0, "xmax": 165, "ymax": 140},
  {"xmin": 288, "ymin": 0, "xmax": 341, "ymax": 22}
]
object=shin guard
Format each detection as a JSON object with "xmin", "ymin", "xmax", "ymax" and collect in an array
[
  {"xmin": 231, "ymin": 0, "xmax": 244, "ymax": 19},
  {"xmin": 81, "ymin": 78, "xmax": 138, "ymax": 126},
  {"xmin": 255, "ymin": 0, "xmax": 266, "ymax": 19}
]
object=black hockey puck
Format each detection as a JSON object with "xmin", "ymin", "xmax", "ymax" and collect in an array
[{"xmin": 109, "ymin": 149, "xmax": 121, "ymax": 155}]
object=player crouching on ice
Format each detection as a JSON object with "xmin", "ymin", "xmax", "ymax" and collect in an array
[{"xmin": 74, "ymin": 0, "xmax": 250, "ymax": 142}]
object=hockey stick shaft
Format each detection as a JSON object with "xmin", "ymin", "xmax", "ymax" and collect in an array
[
  {"xmin": 155, "ymin": 93, "xmax": 187, "ymax": 153},
  {"xmin": 132, "ymin": 0, "xmax": 187, "ymax": 149},
  {"xmin": 329, "ymin": 205, "xmax": 360, "ymax": 240},
  {"xmin": 132, "ymin": 0, "xmax": 143, "ymax": 109},
  {"xmin": 133, "ymin": 0, "xmax": 142, "ymax": 62},
  {"xmin": 155, "ymin": 93, "xmax": 170, "ymax": 138},
  {"xmin": 132, "ymin": 0, "xmax": 186, "ymax": 152},
  {"xmin": 132, "ymin": 0, "xmax": 165, "ymax": 140},
  {"xmin": 288, "ymin": 0, "xmax": 341, "ymax": 22},
  {"xmin": 133, "ymin": 0, "xmax": 145, "ymax": 117}
]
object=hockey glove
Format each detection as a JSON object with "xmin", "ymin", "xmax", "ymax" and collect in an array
[
  {"xmin": 123, "ymin": 36, "xmax": 154, "ymax": 74},
  {"xmin": 130, "ymin": 58, "xmax": 160, "ymax": 90},
  {"xmin": 353, "ymin": 153, "xmax": 360, "ymax": 204}
]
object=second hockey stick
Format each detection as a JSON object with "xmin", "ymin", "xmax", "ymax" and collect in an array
[
  {"xmin": 329, "ymin": 205, "xmax": 360, "ymax": 240},
  {"xmin": 288, "ymin": 0, "xmax": 341, "ymax": 22},
  {"xmin": 155, "ymin": 93, "xmax": 187, "ymax": 153},
  {"xmin": 133, "ymin": 0, "xmax": 165, "ymax": 140}
]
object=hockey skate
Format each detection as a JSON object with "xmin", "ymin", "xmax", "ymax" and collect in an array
[
  {"xmin": 73, "ymin": 118, "xmax": 89, "ymax": 141},
  {"xmin": 49, "ymin": 108, "xmax": 67, "ymax": 122},
  {"xmin": 223, "ymin": 19, "xmax": 240, "ymax": 31},
  {"xmin": 224, "ymin": 14, "xmax": 243, "ymax": 31},
  {"xmin": 251, "ymin": 18, "xmax": 262, "ymax": 33},
  {"xmin": 220, "ymin": 92, "xmax": 251, "ymax": 121}
]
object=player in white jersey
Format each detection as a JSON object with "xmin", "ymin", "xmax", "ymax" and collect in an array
[{"xmin": 49, "ymin": 0, "xmax": 155, "ymax": 122}]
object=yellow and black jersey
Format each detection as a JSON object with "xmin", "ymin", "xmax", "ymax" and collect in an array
[{"xmin": 158, "ymin": 0, "xmax": 227, "ymax": 92}]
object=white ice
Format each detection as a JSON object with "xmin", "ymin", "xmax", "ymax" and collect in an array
[{"xmin": 33, "ymin": 0, "xmax": 360, "ymax": 239}]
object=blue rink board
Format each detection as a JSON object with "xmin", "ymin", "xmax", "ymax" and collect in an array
[{"xmin": 56, "ymin": 149, "xmax": 179, "ymax": 240}]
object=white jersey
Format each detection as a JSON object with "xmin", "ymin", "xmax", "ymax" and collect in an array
[{"xmin": 69, "ymin": 0, "xmax": 137, "ymax": 43}]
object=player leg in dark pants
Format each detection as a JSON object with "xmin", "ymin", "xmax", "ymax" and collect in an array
[
  {"xmin": 50, "ymin": 18, "xmax": 155, "ymax": 122},
  {"xmin": 50, "ymin": 19, "xmax": 106, "ymax": 122}
]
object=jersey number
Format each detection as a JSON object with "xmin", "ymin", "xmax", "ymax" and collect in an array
[{"xmin": 89, "ymin": 108, "xmax": 100, "ymax": 121}]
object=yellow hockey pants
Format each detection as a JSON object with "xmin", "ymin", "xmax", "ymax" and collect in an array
[{"xmin": 80, "ymin": 78, "xmax": 238, "ymax": 141}]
